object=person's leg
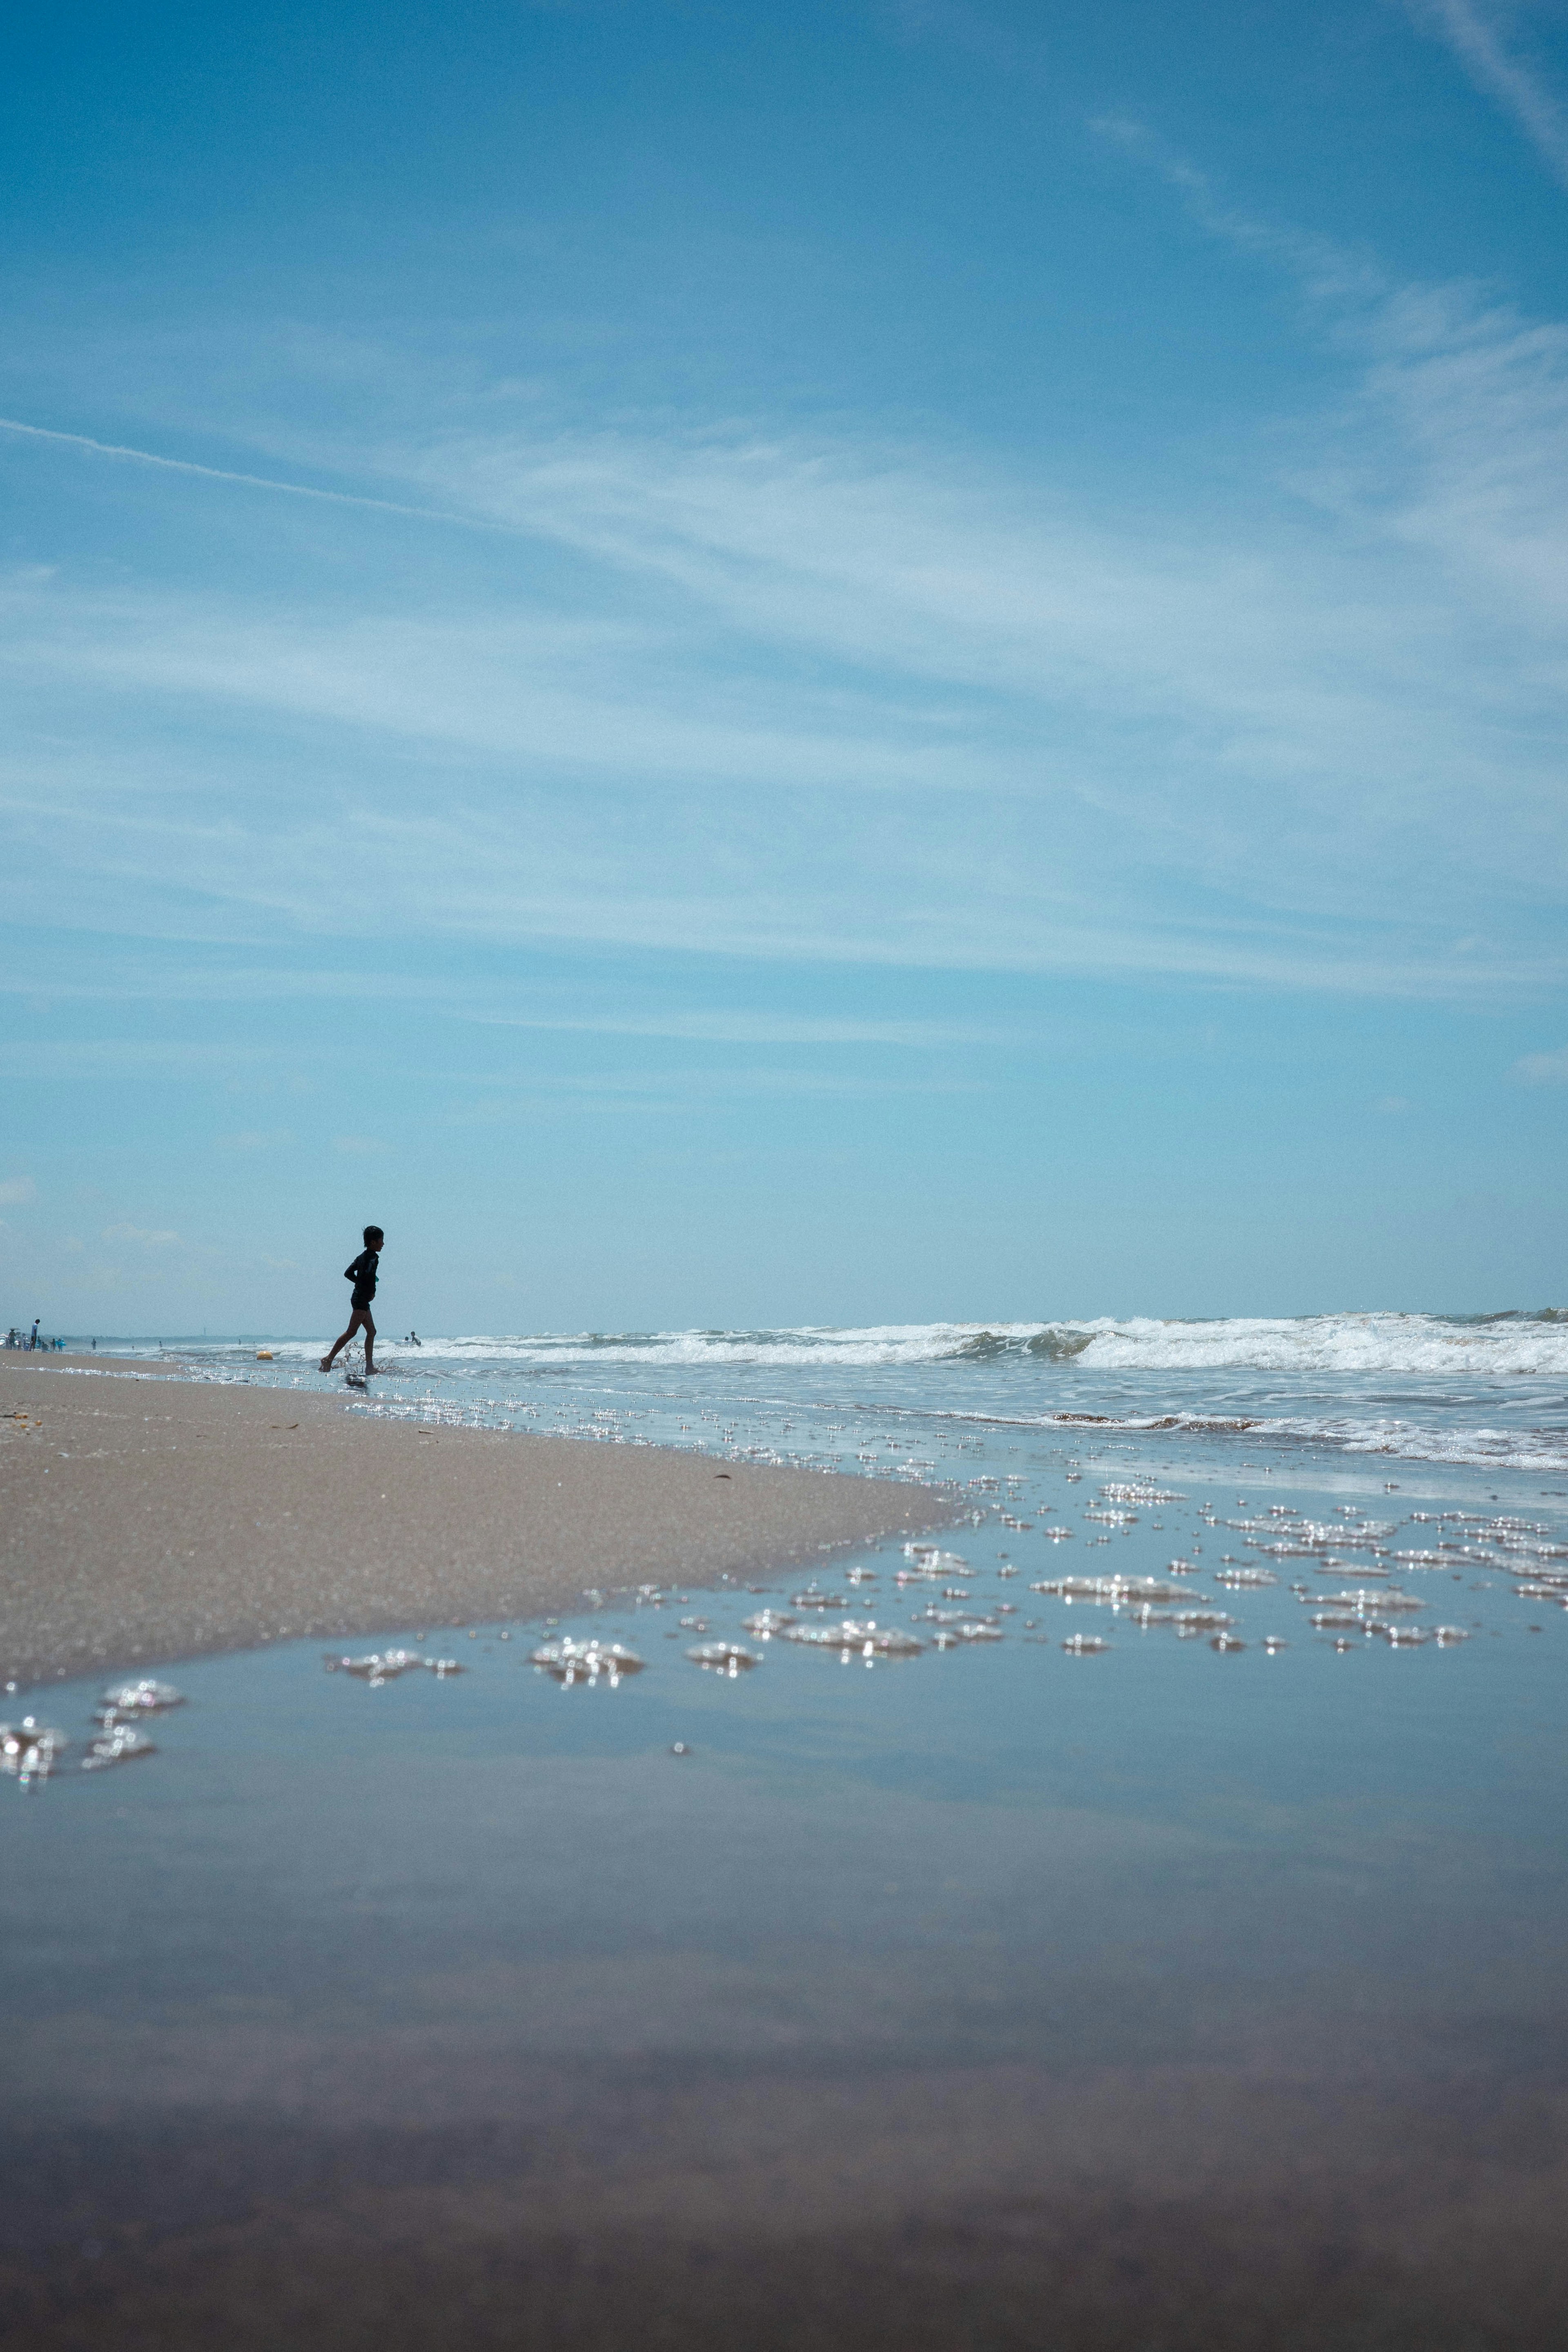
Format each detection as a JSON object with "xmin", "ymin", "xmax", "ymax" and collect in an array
[
  {"xmin": 321, "ymin": 1310, "xmax": 366, "ymax": 1372},
  {"xmin": 362, "ymin": 1311, "xmax": 377, "ymax": 1374}
]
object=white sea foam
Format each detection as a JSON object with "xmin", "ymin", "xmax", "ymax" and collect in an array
[
  {"xmin": 252, "ymin": 1309, "xmax": 1568, "ymax": 1377},
  {"xmin": 153, "ymin": 1306, "xmax": 1568, "ymax": 1480}
]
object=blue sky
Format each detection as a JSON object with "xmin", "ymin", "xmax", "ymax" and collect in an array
[{"xmin": 3, "ymin": 0, "xmax": 1566, "ymax": 1334}]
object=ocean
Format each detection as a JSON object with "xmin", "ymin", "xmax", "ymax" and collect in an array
[{"xmin": 83, "ymin": 1305, "xmax": 1568, "ymax": 1484}]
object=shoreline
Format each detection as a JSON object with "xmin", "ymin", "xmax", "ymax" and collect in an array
[{"xmin": 0, "ymin": 1360, "xmax": 956, "ymax": 1691}]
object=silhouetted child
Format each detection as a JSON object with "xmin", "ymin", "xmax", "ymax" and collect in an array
[{"xmin": 321, "ymin": 1226, "xmax": 383, "ymax": 1375}]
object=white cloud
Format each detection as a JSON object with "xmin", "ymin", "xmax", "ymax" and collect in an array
[
  {"xmin": 1512, "ymin": 1044, "xmax": 1568, "ymax": 1082},
  {"xmin": 2, "ymin": 222, "xmax": 1568, "ymax": 999},
  {"xmin": 1410, "ymin": 0, "xmax": 1568, "ymax": 190},
  {"xmin": 472, "ymin": 1010, "xmax": 1002, "ymax": 1046},
  {"xmin": 0, "ymin": 1176, "xmax": 36, "ymax": 1204},
  {"xmin": 0, "ymin": 1040, "xmax": 283, "ymax": 1078},
  {"xmin": 102, "ymin": 1222, "xmax": 179, "ymax": 1245}
]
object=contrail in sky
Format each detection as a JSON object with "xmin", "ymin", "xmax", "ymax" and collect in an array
[{"xmin": 0, "ymin": 413, "xmax": 494, "ymax": 532}]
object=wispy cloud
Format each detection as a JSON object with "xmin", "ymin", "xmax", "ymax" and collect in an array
[
  {"xmin": 0, "ymin": 1176, "xmax": 37, "ymax": 1205},
  {"xmin": 1087, "ymin": 115, "xmax": 1382, "ymax": 299},
  {"xmin": 4, "ymin": 181, "xmax": 1568, "ymax": 1000},
  {"xmin": 102, "ymin": 1222, "xmax": 179, "ymax": 1246},
  {"xmin": 0, "ymin": 1041, "xmax": 283, "ymax": 1078},
  {"xmin": 1512, "ymin": 1043, "xmax": 1568, "ymax": 1081},
  {"xmin": 1410, "ymin": 0, "xmax": 1568, "ymax": 189},
  {"xmin": 472, "ymin": 1010, "xmax": 1003, "ymax": 1046}
]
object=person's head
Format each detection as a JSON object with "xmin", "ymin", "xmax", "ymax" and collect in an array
[{"xmin": 364, "ymin": 1224, "xmax": 384, "ymax": 1249}]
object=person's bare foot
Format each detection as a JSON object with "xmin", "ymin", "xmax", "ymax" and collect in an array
[{"xmin": 318, "ymin": 1356, "xmax": 332, "ymax": 1372}]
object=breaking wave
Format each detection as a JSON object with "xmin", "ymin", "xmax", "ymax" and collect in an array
[{"xmin": 255, "ymin": 1310, "xmax": 1568, "ymax": 1378}]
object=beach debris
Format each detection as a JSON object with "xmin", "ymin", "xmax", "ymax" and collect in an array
[
  {"xmin": 531, "ymin": 1639, "xmax": 643, "ymax": 1686},
  {"xmin": 742, "ymin": 1609, "xmax": 795, "ymax": 1637},
  {"xmin": 98, "ymin": 1678, "xmax": 185, "ymax": 1721},
  {"xmin": 82, "ymin": 1724, "xmax": 157, "ymax": 1771},
  {"xmin": 686, "ymin": 1639, "xmax": 759, "ymax": 1674},
  {"xmin": 783, "ymin": 1619, "xmax": 924, "ymax": 1659},
  {"xmin": 670, "ymin": 1742, "xmax": 691, "ymax": 1756},
  {"xmin": 1, "ymin": 1719, "xmax": 67, "ymax": 1784},
  {"xmin": 1060, "ymin": 1634, "xmax": 1109, "ymax": 1654}
]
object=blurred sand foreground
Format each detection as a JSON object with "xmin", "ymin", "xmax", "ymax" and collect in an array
[{"xmin": 0, "ymin": 1359, "xmax": 950, "ymax": 1690}]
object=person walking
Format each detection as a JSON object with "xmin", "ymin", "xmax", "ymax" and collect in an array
[{"xmin": 320, "ymin": 1226, "xmax": 383, "ymax": 1376}]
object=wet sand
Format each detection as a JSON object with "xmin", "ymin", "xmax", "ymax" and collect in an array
[
  {"xmin": 4, "ymin": 2060, "xmax": 1566, "ymax": 2350},
  {"xmin": 0, "ymin": 1359, "xmax": 952, "ymax": 1689}
]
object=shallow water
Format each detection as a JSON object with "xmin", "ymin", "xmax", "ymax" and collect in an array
[
  {"xmin": 4, "ymin": 1429, "xmax": 1566, "ymax": 2084},
  {"xmin": 8, "ymin": 1326, "xmax": 1568, "ymax": 2341}
]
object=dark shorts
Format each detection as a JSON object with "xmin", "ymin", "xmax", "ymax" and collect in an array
[{"xmin": 351, "ymin": 1293, "xmax": 375, "ymax": 1314}]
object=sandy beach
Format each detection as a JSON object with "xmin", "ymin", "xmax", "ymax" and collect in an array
[{"xmin": 0, "ymin": 1360, "xmax": 952, "ymax": 1690}]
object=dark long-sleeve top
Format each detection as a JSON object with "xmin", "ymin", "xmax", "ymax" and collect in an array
[{"xmin": 345, "ymin": 1248, "xmax": 379, "ymax": 1307}]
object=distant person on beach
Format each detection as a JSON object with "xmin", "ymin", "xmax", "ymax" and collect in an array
[
  {"xmin": 320, "ymin": 1226, "xmax": 383, "ymax": 1376},
  {"xmin": 29, "ymin": 1319, "xmax": 40, "ymax": 1351}
]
